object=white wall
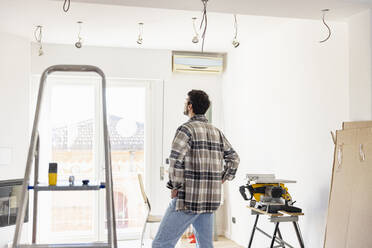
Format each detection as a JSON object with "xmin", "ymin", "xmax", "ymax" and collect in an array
[
  {"xmin": 0, "ymin": 32, "xmax": 30, "ymax": 247},
  {"xmin": 222, "ymin": 18, "xmax": 349, "ymax": 247},
  {"xmin": 348, "ymin": 10, "xmax": 372, "ymax": 120}
]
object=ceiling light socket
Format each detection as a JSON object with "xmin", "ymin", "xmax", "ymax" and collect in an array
[
  {"xmin": 137, "ymin": 22, "xmax": 144, "ymax": 45},
  {"xmin": 232, "ymin": 39, "xmax": 240, "ymax": 48},
  {"xmin": 38, "ymin": 47, "xmax": 44, "ymax": 56},
  {"xmin": 232, "ymin": 14, "xmax": 240, "ymax": 48},
  {"xmin": 192, "ymin": 17, "xmax": 199, "ymax": 44},
  {"xmin": 75, "ymin": 41, "xmax": 82, "ymax": 48},
  {"xmin": 75, "ymin": 21, "xmax": 83, "ymax": 49},
  {"xmin": 192, "ymin": 36, "xmax": 199, "ymax": 44},
  {"xmin": 34, "ymin": 25, "xmax": 44, "ymax": 56}
]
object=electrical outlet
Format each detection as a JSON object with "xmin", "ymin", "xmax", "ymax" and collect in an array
[{"xmin": 232, "ymin": 217, "xmax": 236, "ymax": 224}]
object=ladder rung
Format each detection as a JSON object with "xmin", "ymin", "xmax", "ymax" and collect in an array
[
  {"xmin": 28, "ymin": 184, "xmax": 105, "ymax": 191},
  {"xmin": 17, "ymin": 243, "xmax": 110, "ymax": 248}
]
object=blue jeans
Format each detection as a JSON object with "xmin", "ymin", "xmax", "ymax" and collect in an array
[{"xmin": 152, "ymin": 198, "xmax": 214, "ymax": 248}]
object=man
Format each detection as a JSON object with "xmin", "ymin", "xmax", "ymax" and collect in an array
[{"xmin": 152, "ymin": 90, "xmax": 240, "ymax": 248}]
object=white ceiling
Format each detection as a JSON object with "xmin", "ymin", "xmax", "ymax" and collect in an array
[
  {"xmin": 72, "ymin": 0, "xmax": 372, "ymax": 19},
  {"xmin": 0, "ymin": 0, "xmax": 370, "ymax": 51}
]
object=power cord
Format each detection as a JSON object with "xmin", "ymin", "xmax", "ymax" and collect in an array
[
  {"xmin": 199, "ymin": 0, "xmax": 208, "ymax": 52},
  {"xmin": 63, "ymin": 0, "xmax": 71, "ymax": 13}
]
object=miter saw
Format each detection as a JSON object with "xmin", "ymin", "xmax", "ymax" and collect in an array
[{"xmin": 239, "ymin": 174, "xmax": 302, "ymax": 214}]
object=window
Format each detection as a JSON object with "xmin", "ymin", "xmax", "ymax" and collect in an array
[{"xmin": 32, "ymin": 76, "xmax": 149, "ymax": 243}]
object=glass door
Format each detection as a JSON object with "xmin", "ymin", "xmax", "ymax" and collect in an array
[
  {"xmin": 32, "ymin": 76, "xmax": 150, "ymax": 243},
  {"xmin": 99, "ymin": 80, "xmax": 148, "ymax": 240},
  {"xmin": 37, "ymin": 77, "xmax": 99, "ymax": 243}
]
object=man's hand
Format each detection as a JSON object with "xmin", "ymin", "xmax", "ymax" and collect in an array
[{"xmin": 171, "ymin": 189, "xmax": 178, "ymax": 199}]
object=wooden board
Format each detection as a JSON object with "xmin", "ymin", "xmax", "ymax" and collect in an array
[
  {"xmin": 246, "ymin": 206, "xmax": 283, "ymax": 217},
  {"xmin": 278, "ymin": 211, "xmax": 304, "ymax": 216}
]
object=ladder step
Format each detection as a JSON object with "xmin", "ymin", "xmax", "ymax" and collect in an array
[
  {"xmin": 17, "ymin": 243, "xmax": 110, "ymax": 248},
  {"xmin": 28, "ymin": 184, "xmax": 105, "ymax": 191}
]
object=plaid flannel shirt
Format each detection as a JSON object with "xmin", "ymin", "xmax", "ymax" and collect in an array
[{"xmin": 167, "ymin": 115, "xmax": 240, "ymax": 214}]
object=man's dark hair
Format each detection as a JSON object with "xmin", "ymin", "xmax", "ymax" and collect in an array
[{"xmin": 187, "ymin": 90, "xmax": 210, "ymax": 115}]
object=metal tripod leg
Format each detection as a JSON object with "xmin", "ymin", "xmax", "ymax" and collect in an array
[
  {"xmin": 277, "ymin": 228, "xmax": 285, "ymax": 248},
  {"xmin": 248, "ymin": 214, "xmax": 259, "ymax": 248},
  {"xmin": 270, "ymin": 222, "xmax": 279, "ymax": 248},
  {"xmin": 293, "ymin": 222, "xmax": 305, "ymax": 248}
]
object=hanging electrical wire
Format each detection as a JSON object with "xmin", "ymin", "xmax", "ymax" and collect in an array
[
  {"xmin": 63, "ymin": 0, "xmax": 71, "ymax": 13},
  {"xmin": 75, "ymin": 21, "xmax": 83, "ymax": 48},
  {"xmin": 192, "ymin": 17, "xmax": 199, "ymax": 44},
  {"xmin": 34, "ymin": 25, "xmax": 44, "ymax": 56},
  {"xmin": 320, "ymin": 9, "xmax": 331, "ymax": 43},
  {"xmin": 137, "ymin": 22, "xmax": 144, "ymax": 45},
  {"xmin": 232, "ymin": 14, "xmax": 240, "ymax": 48},
  {"xmin": 199, "ymin": 0, "xmax": 208, "ymax": 52}
]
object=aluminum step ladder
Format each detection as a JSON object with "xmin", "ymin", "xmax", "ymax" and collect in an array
[{"xmin": 12, "ymin": 65, "xmax": 118, "ymax": 248}]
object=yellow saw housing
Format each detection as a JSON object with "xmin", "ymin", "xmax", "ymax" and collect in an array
[{"xmin": 250, "ymin": 183, "xmax": 292, "ymax": 202}]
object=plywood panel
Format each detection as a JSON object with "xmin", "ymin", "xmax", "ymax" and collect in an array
[
  {"xmin": 325, "ymin": 125, "xmax": 372, "ymax": 248},
  {"xmin": 325, "ymin": 129, "xmax": 357, "ymax": 248},
  {"xmin": 346, "ymin": 128, "xmax": 372, "ymax": 248},
  {"xmin": 343, "ymin": 121, "xmax": 372, "ymax": 130}
]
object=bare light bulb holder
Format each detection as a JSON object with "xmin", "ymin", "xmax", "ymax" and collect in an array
[
  {"xmin": 192, "ymin": 17, "xmax": 199, "ymax": 44},
  {"xmin": 232, "ymin": 14, "xmax": 240, "ymax": 48},
  {"xmin": 34, "ymin": 25, "xmax": 44, "ymax": 56},
  {"xmin": 75, "ymin": 21, "xmax": 83, "ymax": 49},
  {"xmin": 38, "ymin": 46, "xmax": 44, "ymax": 56},
  {"xmin": 232, "ymin": 39, "xmax": 240, "ymax": 48},
  {"xmin": 137, "ymin": 22, "xmax": 144, "ymax": 45}
]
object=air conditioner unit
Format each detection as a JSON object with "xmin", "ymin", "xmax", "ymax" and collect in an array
[{"xmin": 172, "ymin": 51, "xmax": 224, "ymax": 73}]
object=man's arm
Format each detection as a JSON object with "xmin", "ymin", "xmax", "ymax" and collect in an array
[
  {"xmin": 221, "ymin": 133, "xmax": 240, "ymax": 181},
  {"xmin": 168, "ymin": 125, "xmax": 192, "ymax": 190}
]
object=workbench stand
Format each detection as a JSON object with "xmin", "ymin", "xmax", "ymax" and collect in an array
[{"xmin": 247, "ymin": 206, "xmax": 305, "ymax": 248}]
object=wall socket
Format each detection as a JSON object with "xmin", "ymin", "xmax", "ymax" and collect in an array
[{"xmin": 232, "ymin": 217, "xmax": 236, "ymax": 224}]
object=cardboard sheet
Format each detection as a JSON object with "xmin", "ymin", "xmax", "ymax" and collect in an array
[{"xmin": 325, "ymin": 125, "xmax": 372, "ymax": 248}]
